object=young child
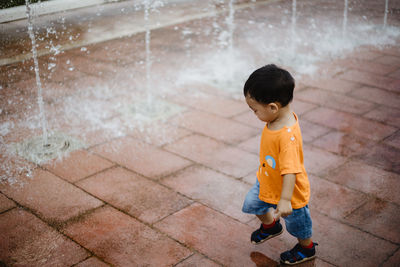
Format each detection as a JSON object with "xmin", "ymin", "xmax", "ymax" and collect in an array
[{"xmin": 242, "ymin": 64, "xmax": 317, "ymax": 265}]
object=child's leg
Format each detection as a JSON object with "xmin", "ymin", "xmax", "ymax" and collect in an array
[
  {"xmin": 280, "ymin": 206, "xmax": 317, "ymax": 265},
  {"xmin": 298, "ymin": 237, "xmax": 313, "ymax": 247},
  {"xmin": 242, "ymin": 181, "xmax": 283, "ymax": 244},
  {"xmin": 256, "ymin": 211, "xmax": 275, "ymax": 225},
  {"xmin": 251, "ymin": 210, "xmax": 282, "ymax": 244},
  {"xmin": 281, "ymin": 237, "xmax": 317, "ymax": 265}
]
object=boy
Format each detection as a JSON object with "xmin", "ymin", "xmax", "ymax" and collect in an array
[{"xmin": 242, "ymin": 64, "xmax": 317, "ymax": 265}]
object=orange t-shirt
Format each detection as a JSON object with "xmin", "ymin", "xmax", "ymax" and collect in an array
[{"xmin": 257, "ymin": 113, "xmax": 310, "ymax": 209}]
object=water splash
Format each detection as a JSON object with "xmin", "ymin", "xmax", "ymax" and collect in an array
[
  {"xmin": 142, "ymin": 0, "xmax": 164, "ymax": 106},
  {"xmin": 343, "ymin": 0, "xmax": 348, "ymax": 36},
  {"xmin": 178, "ymin": 0, "xmax": 400, "ymax": 88},
  {"xmin": 291, "ymin": 0, "xmax": 297, "ymax": 40},
  {"xmin": 209, "ymin": 0, "xmax": 220, "ymax": 47},
  {"xmin": 144, "ymin": 0, "xmax": 152, "ymax": 106},
  {"xmin": 290, "ymin": 0, "xmax": 297, "ymax": 55},
  {"xmin": 2, "ymin": 0, "xmax": 400, "ymax": 184},
  {"xmin": 227, "ymin": 0, "xmax": 235, "ymax": 53},
  {"xmin": 25, "ymin": 0, "xmax": 49, "ymax": 146},
  {"xmin": 383, "ymin": 0, "xmax": 389, "ymax": 28},
  {"xmin": 177, "ymin": 49, "xmax": 252, "ymax": 100}
]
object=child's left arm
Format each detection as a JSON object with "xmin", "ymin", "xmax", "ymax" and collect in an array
[{"xmin": 276, "ymin": 173, "xmax": 296, "ymax": 218}]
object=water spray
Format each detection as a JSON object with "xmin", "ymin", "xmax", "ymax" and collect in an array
[
  {"xmin": 383, "ymin": 0, "xmax": 389, "ymax": 28},
  {"xmin": 144, "ymin": 0, "xmax": 152, "ymax": 106},
  {"xmin": 343, "ymin": 0, "xmax": 348, "ymax": 36},
  {"xmin": 25, "ymin": 0, "xmax": 49, "ymax": 146},
  {"xmin": 291, "ymin": 0, "xmax": 297, "ymax": 40},
  {"xmin": 227, "ymin": 0, "xmax": 235, "ymax": 53}
]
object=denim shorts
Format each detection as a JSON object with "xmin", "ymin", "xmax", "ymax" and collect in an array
[{"xmin": 242, "ymin": 180, "xmax": 312, "ymax": 240}]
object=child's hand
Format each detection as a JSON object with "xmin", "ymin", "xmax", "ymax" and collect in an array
[
  {"xmin": 276, "ymin": 199, "xmax": 293, "ymax": 218},
  {"xmin": 268, "ymin": 207, "xmax": 280, "ymax": 220}
]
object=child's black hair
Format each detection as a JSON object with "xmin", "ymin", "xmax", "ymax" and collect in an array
[{"xmin": 243, "ymin": 64, "xmax": 295, "ymax": 107}]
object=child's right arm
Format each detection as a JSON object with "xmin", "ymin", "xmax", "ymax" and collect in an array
[{"xmin": 275, "ymin": 173, "xmax": 296, "ymax": 218}]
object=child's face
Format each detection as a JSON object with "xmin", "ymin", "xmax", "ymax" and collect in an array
[{"xmin": 245, "ymin": 95, "xmax": 279, "ymax": 123}]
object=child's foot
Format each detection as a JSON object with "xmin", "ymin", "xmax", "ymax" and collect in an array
[
  {"xmin": 251, "ymin": 219, "xmax": 283, "ymax": 244},
  {"xmin": 280, "ymin": 242, "xmax": 318, "ymax": 265}
]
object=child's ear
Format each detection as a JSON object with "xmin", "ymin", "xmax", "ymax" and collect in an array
[{"xmin": 268, "ymin": 103, "xmax": 279, "ymax": 113}]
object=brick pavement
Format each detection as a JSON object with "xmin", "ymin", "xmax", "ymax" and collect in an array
[{"xmin": 1, "ymin": 0, "xmax": 400, "ymax": 266}]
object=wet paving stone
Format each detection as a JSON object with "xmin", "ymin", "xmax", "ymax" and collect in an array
[
  {"xmin": 357, "ymin": 143, "xmax": 400, "ymax": 174},
  {"xmin": 310, "ymin": 175, "xmax": 368, "ymax": 220},
  {"xmin": 77, "ymin": 167, "xmax": 192, "ymax": 224},
  {"xmin": 43, "ymin": 150, "xmax": 115, "ymax": 183},
  {"xmin": 350, "ymin": 86, "xmax": 400, "ymax": 109},
  {"xmin": 291, "ymin": 99, "xmax": 319, "ymax": 116},
  {"xmin": 340, "ymin": 57, "xmax": 400, "ymax": 75},
  {"xmin": 161, "ymin": 165, "xmax": 252, "ymax": 223},
  {"xmin": 299, "ymin": 77, "xmax": 362, "ymax": 94},
  {"xmin": 169, "ymin": 91, "xmax": 248, "ymax": 118},
  {"xmin": 0, "ymin": 208, "xmax": 89, "ymax": 266},
  {"xmin": 237, "ymin": 133, "xmax": 261, "ymax": 154},
  {"xmin": 232, "ymin": 110, "xmax": 266, "ymax": 129},
  {"xmin": 63, "ymin": 205, "xmax": 192, "ymax": 266},
  {"xmin": 388, "ymin": 79, "xmax": 400, "ymax": 92},
  {"xmin": 382, "ymin": 249, "xmax": 400, "ymax": 267},
  {"xmin": 312, "ymin": 211, "xmax": 398, "ymax": 267},
  {"xmin": 383, "ymin": 130, "xmax": 400, "ymax": 150},
  {"xmin": 344, "ymin": 198, "xmax": 400, "ymax": 244},
  {"xmin": 0, "ymin": 169, "xmax": 103, "ymax": 224},
  {"xmin": 338, "ymin": 69, "xmax": 397, "ymax": 91},
  {"xmin": 128, "ymin": 123, "xmax": 192, "ymax": 147},
  {"xmin": 299, "ymin": 120, "xmax": 331, "ymax": 144},
  {"xmin": 347, "ymin": 49, "xmax": 383, "ymax": 61},
  {"xmin": 170, "ymin": 110, "xmax": 259, "ymax": 144},
  {"xmin": 303, "ymin": 144, "xmax": 346, "ymax": 176},
  {"xmin": 296, "ymin": 87, "xmax": 375, "ymax": 115},
  {"xmin": 242, "ymin": 172, "xmax": 258, "ymax": 185},
  {"xmin": 0, "ymin": 193, "xmax": 15, "ymax": 213},
  {"xmin": 388, "ymin": 68, "xmax": 400, "ymax": 78},
  {"xmin": 324, "ymin": 160, "xmax": 400, "ymax": 205},
  {"xmin": 303, "ymin": 107, "xmax": 397, "ymax": 141},
  {"xmin": 91, "ymin": 136, "xmax": 192, "ymax": 179},
  {"xmin": 175, "ymin": 253, "xmax": 221, "ymax": 267},
  {"xmin": 74, "ymin": 257, "xmax": 110, "ymax": 267},
  {"xmin": 165, "ymin": 134, "xmax": 259, "ymax": 178},
  {"xmin": 0, "ymin": 62, "xmax": 34, "ymax": 87},
  {"xmin": 363, "ymin": 106, "xmax": 400, "ymax": 128},
  {"xmin": 154, "ymin": 203, "xmax": 279, "ymax": 266},
  {"xmin": 311, "ymin": 131, "xmax": 372, "ymax": 157},
  {"xmin": 375, "ymin": 55, "xmax": 400, "ymax": 67}
]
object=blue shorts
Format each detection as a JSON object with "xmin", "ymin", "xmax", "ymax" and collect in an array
[{"xmin": 242, "ymin": 180, "xmax": 312, "ymax": 240}]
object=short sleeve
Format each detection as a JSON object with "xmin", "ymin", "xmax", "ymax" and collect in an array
[{"xmin": 279, "ymin": 141, "xmax": 303, "ymax": 175}]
